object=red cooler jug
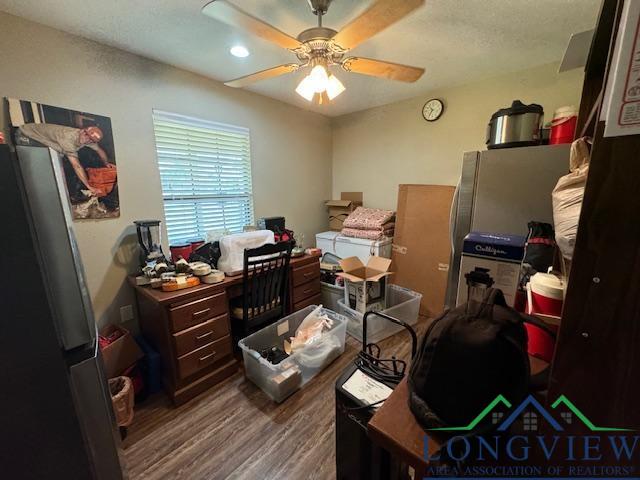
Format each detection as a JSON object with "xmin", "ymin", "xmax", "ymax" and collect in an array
[{"xmin": 525, "ymin": 272, "xmax": 565, "ymax": 362}]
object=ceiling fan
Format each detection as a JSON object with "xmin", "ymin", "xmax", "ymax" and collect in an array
[{"xmin": 202, "ymin": 0, "xmax": 426, "ymax": 104}]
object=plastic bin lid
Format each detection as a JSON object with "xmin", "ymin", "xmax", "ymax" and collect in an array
[
  {"xmin": 316, "ymin": 231, "xmax": 339, "ymax": 240},
  {"xmin": 317, "ymin": 231, "xmax": 392, "ymax": 247}
]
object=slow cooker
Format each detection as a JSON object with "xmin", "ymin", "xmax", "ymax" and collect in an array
[{"xmin": 486, "ymin": 100, "xmax": 544, "ymax": 149}]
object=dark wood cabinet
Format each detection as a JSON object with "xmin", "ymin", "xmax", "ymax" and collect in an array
[{"xmin": 130, "ymin": 253, "xmax": 321, "ymax": 405}]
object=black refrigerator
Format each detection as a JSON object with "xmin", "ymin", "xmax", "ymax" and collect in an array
[{"xmin": 0, "ymin": 144, "xmax": 125, "ymax": 479}]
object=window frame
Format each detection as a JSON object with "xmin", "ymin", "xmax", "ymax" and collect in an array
[{"xmin": 152, "ymin": 110, "xmax": 254, "ymax": 245}]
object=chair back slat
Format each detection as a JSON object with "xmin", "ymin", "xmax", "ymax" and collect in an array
[{"xmin": 239, "ymin": 241, "xmax": 293, "ymax": 336}]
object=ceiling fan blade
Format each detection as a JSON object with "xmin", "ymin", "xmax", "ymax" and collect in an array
[
  {"xmin": 342, "ymin": 57, "xmax": 424, "ymax": 82},
  {"xmin": 332, "ymin": 0, "xmax": 425, "ymax": 51},
  {"xmin": 202, "ymin": 0, "xmax": 302, "ymax": 50},
  {"xmin": 224, "ymin": 64, "xmax": 300, "ymax": 88}
]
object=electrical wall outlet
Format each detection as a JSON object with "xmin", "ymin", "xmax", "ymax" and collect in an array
[{"xmin": 120, "ymin": 304, "xmax": 134, "ymax": 324}]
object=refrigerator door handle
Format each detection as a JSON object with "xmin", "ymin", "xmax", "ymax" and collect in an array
[
  {"xmin": 69, "ymin": 338, "xmax": 125, "ymax": 480},
  {"xmin": 444, "ymin": 179, "xmax": 461, "ymax": 309},
  {"xmin": 449, "ymin": 180, "xmax": 461, "ymax": 252}
]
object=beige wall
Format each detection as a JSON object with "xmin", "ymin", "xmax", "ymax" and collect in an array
[
  {"xmin": 331, "ymin": 63, "xmax": 585, "ymax": 210},
  {"xmin": 0, "ymin": 12, "xmax": 587, "ymax": 331},
  {"xmin": 0, "ymin": 13, "xmax": 332, "ymax": 329}
]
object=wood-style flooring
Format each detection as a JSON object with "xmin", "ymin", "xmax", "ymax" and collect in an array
[{"xmin": 123, "ymin": 317, "xmax": 430, "ymax": 480}]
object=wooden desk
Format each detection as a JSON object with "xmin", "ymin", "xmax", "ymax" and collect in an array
[
  {"xmin": 368, "ymin": 378, "xmax": 434, "ymax": 477},
  {"xmin": 368, "ymin": 356, "xmax": 549, "ymax": 477},
  {"xmin": 129, "ymin": 253, "xmax": 321, "ymax": 405}
]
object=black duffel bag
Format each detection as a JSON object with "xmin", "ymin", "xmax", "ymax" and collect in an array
[{"xmin": 408, "ymin": 288, "xmax": 552, "ymax": 432}]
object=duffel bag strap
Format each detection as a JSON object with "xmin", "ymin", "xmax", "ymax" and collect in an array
[{"xmin": 467, "ymin": 288, "xmax": 507, "ymax": 317}]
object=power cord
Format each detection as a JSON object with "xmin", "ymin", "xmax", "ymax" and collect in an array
[{"xmin": 343, "ymin": 311, "xmax": 418, "ymax": 411}]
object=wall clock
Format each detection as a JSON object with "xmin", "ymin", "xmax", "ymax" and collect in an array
[{"xmin": 422, "ymin": 99, "xmax": 444, "ymax": 122}]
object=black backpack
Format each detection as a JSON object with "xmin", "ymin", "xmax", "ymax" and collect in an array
[{"xmin": 408, "ymin": 288, "xmax": 551, "ymax": 432}]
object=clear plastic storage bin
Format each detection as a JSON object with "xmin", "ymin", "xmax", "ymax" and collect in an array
[
  {"xmin": 238, "ymin": 306, "xmax": 348, "ymax": 403},
  {"xmin": 321, "ymin": 282, "xmax": 344, "ymax": 313},
  {"xmin": 338, "ymin": 284, "xmax": 422, "ymax": 344}
]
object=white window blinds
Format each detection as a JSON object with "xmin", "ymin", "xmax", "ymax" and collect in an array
[{"xmin": 152, "ymin": 110, "xmax": 254, "ymax": 245}]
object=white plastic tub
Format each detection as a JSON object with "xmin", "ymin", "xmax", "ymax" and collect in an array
[
  {"xmin": 238, "ymin": 306, "xmax": 348, "ymax": 402},
  {"xmin": 338, "ymin": 284, "xmax": 422, "ymax": 344},
  {"xmin": 217, "ymin": 230, "xmax": 275, "ymax": 275},
  {"xmin": 315, "ymin": 231, "xmax": 392, "ymax": 263}
]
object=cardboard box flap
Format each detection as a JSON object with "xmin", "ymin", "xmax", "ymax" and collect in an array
[
  {"xmin": 326, "ymin": 199, "xmax": 353, "ymax": 208},
  {"xmin": 367, "ymin": 271, "xmax": 393, "ymax": 282},
  {"xmin": 367, "ymin": 256, "xmax": 392, "ymax": 273},
  {"xmin": 339, "ymin": 256, "xmax": 365, "ymax": 273},
  {"xmin": 340, "ymin": 192, "xmax": 363, "ymax": 204},
  {"xmin": 338, "ymin": 256, "xmax": 393, "ymax": 281},
  {"xmin": 339, "ymin": 272, "xmax": 367, "ymax": 283}
]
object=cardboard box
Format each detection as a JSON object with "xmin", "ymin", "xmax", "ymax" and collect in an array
[
  {"xmin": 456, "ymin": 232, "xmax": 526, "ymax": 307},
  {"xmin": 338, "ymin": 256, "xmax": 393, "ymax": 313},
  {"xmin": 325, "ymin": 192, "xmax": 363, "ymax": 231},
  {"xmin": 99, "ymin": 325, "xmax": 144, "ymax": 378},
  {"xmin": 391, "ymin": 185, "xmax": 456, "ymax": 317}
]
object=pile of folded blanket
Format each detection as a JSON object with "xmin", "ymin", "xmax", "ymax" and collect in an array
[{"xmin": 341, "ymin": 207, "xmax": 395, "ymax": 240}]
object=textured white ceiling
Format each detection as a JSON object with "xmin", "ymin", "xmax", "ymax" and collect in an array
[{"xmin": 0, "ymin": 0, "xmax": 601, "ymax": 116}]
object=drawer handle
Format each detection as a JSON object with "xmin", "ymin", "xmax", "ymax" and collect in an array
[
  {"xmin": 195, "ymin": 331, "xmax": 213, "ymax": 341},
  {"xmin": 303, "ymin": 288, "xmax": 314, "ymax": 294},
  {"xmin": 193, "ymin": 308, "xmax": 211, "ymax": 319},
  {"xmin": 199, "ymin": 352, "xmax": 217, "ymax": 362},
  {"xmin": 303, "ymin": 272, "xmax": 315, "ymax": 277}
]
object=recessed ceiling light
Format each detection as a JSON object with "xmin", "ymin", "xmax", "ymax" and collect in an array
[{"xmin": 230, "ymin": 45, "xmax": 250, "ymax": 58}]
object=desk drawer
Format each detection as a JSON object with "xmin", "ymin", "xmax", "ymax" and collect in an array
[
  {"xmin": 292, "ymin": 279, "xmax": 321, "ymax": 304},
  {"xmin": 173, "ymin": 313, "xmax": 230, "ymax": 357},
  {"xmin": 294, "ymin": 293, "xmax": 322, "ymax": 312},
  {"xmin": 177, "ymin": 335, "xmax": 233, "ymax": 380},
  {"xmin": 292, "ymin": 261, "xmax": 320, "ymax": 287},
  {"xmin": 169, "ymin": 292, "xmax": 227, "ymax": 332}
]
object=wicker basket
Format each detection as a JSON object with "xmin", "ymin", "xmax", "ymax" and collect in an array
[{"xmin": 108, "ymin": 376, "xmax": 134, "ymax": 427}]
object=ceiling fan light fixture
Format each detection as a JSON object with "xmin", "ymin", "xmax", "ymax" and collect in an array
[
  {"xmin": 295, "ymin": 75, "xmax": 316, "ymax": 101},
  {"xmin": 308, "ymin": 64, "xmax": 330, "ymax": 93},
  {"xmin": 229, "ymin": 45, "xmax": 250, "ymax": 58},
  {"xmin": 326, "ymin": 74, "xmax": 345, "ymax": 100}
]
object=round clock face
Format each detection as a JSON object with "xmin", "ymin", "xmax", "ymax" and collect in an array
[{"xmin": 422, "ymin": 99, "xmax": 444, "ymax": 122}]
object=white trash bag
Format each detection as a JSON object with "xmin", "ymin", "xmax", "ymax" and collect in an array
[
  {"xmin": 552, "ymin": 138, "xmax": 591, "ymax": 261},
  {"xmin": 286, "ymin": 305, "xmax": 340, "ymax": 369}
]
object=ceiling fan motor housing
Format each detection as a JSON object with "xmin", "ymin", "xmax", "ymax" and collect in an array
[
  {"xmin": 296, "ymin": 27, "xmax": 337, "ymax": 43},
  {"xmin": 295, "ymin": 27, "xmax": 344, "ymax": 65},
  {"xmin": 308, "ymin": 0, "xmax": 333, "ymax": 16}
]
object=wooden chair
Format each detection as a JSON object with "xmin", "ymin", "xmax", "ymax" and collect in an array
[{"xmin": 231, "ymin": 241, "xmax": 293, "ymax": 339}]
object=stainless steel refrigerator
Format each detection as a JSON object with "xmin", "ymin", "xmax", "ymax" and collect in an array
[
  {"xmin": 0, "ymin": 144, "xmax": 125, "ymax": 479},
  {"xmin": 444, "ymin": 144, "xmax": 571, "ymax": 309}
]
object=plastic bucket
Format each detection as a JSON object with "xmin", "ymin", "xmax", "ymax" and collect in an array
[
  {"xmin": 170, "ymin": 243, "xmax": 192, "ymax": 261},
  {"xmin": 550, "ymin": 106, "xmax": 578, "ymax": 145}
]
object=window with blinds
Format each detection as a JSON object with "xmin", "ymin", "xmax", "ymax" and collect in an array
[{"xmin": 152, "ymin": 110, "xmax": 254, "ymax": 245}]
